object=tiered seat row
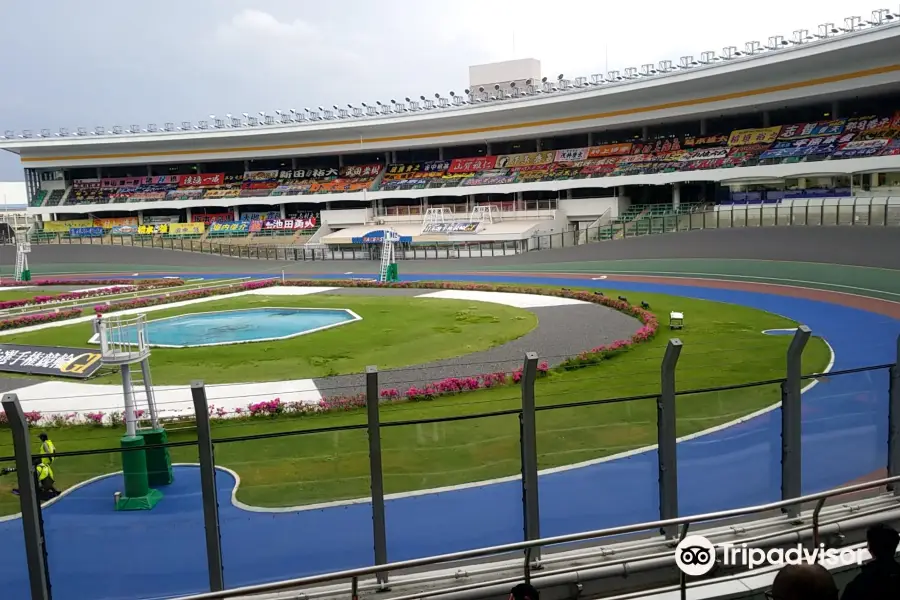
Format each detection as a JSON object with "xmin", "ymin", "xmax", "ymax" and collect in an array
[{"xmin": 62, "ymin": 112, "xmax": 900, "ymax": 206}]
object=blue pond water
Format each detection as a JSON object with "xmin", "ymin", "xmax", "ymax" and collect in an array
[{"xmin": 129, "ymin": 308, "xmax": 356, "ymax": 347}]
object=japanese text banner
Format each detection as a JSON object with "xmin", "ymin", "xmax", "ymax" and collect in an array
[
  {"xmin": 0, "ymin": 344, "xmax": 103, "ymax": 379},
  {"xmin": 727, "ymin": 126, "xmax": 782, "ymax": 147}
]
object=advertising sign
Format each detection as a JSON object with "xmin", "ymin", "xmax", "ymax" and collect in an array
[
  {"xmin": 422, "ymin": 222, "xmax": 480, "ymax": 234},
  {"xmin": 587, "ymin": 143, "xmax": 633, "ymax": 157},
  {"xmin": 554, "ymin": 148, "xmax": 589, "ymax": 162},
  {"xmin": 95, "ymin": 217, "xmax": 139, "ymax": 229},
  {"xmin": 341, "ymin": 164, "xmax": 382, "ymax": 178},
  {"xmin": 137, "ymin": 224, "xmax": 169, "ymax": 234},
  {"xmin": 169, "ymin": 223, "xmax": 205, "ymax": 235},
  {"xmin": 0, "ymin": 344, "xmax": 103, "ymax": 379},
  {"xmin": 191, "ymin": 213, "xmax": 232, "ymax": 224},
  {"xmin": 682, "ymin": 135, "xmax": 728, "ymax": 148},
  {"xmin": 244, "ymin": 170, "xmax": 280, "ymax": 181},
  {"xmin": 239, "ymin": 211, "xmax": 280, "ymax": 222},
  {"xmin": 43, "ymin": 220, "xmax": 93, "ymax": 233},
  {"xmin": 69, "ymin": 227, "xmax": 104, "ymax": 238},
  {"xmin": 177, "ymin": 173, "xmax": 225, "ymax": 187},
  {"xmin": 261, "ymin": 217, "xmax": 318, "ymax": 231},
  {"xmin": 832, "ymin": 139, "xmax": 889, "ymax": 158},
  {"xmin": 727, "ymin": 126, "xmax": 782, "ymax": 147},
  {"xmin": 494, "ymin": 152, "xmax": 553, "ymax": 168},
  {"xmin": 111, "ymin": 225, "xmax": 138, "ymax": 235},
  {"xmin": 141, "ymin": 215, "xmax": 180, "ymax": 225},
  {"xmin": 209, "ymin": 221, "xmax": 250, "ymax": 233},
  {"xmin": 777, "ymin": 120, "xmax": 846, "ymax": 139},
  {"xmin": 449, "ymin": 156, "xmax": 499, "ymax": 173}
]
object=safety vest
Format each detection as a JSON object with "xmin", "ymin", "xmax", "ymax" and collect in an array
[
  {"xmin": 41, "ymin": 439, "xmax": 55, "ymax": 465},
  {"xmin": 35, "ymin": 463, "xmax": 53, "ymax": 482}
]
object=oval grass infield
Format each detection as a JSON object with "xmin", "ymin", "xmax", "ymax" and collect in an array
[{"xmin": 0, "ymin": 286, "xmax": 831, "ymax": 516}]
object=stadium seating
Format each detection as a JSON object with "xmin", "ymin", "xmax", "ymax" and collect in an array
[
  {"xmin": 29, "ymin": 190, "xmax": 47, "ymax": 207},
  {"xmin": 48, "ymin": 112, "xmax": 900, "ymax": 207}
]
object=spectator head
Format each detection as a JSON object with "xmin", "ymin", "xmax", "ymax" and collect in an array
[
  {"xmin": 38, "ymin": 433, "xmax": 48, "ymax": 442},
  {"xmin": 769, "ymin": 564, "xmax": 838, "ymax": 600},
  {"xmin": 509, "ymin": 583, "xmax": 539, "ymax": 600},
  {"xmin": 867, "ymin": 524, "xmax": 900, "ymax": 561}
]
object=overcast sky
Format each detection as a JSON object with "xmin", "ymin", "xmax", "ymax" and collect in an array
[{"xmin": 0, "ymin": 0, "xmax": 878, "ymax": 180}]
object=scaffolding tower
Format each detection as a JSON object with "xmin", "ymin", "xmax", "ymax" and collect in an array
[
  {"xmin": 470, "ymin": 204, "xmax": 502, "ymax": 224},
  {"xmin": 422, "ymin": 207, "xmax": 452, "ymax": 231},
  {"xmin": 1, "ymin": 214, "xmax": 34, "ymax": 281}
]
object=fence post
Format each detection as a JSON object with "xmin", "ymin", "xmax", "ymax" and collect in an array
[
  {"xmin": 1, "ymin": 393, "xmax": 51, "ymax": 600},
  {"xmin": 889, "ymin": 334, "xmax": 900, "ymax": 495},
  {"xmin": 659, "ymin": 339, "xmax": 682, "ymax": 539},
  {"xmin": 190, "ymin": 382, "xmax": 225, "ymax": 592},
  {"xmin": 519, "ymin": 352, "xmax": 541, "ymax": 564},
  {"xmin": 782, "ymin": 326, "xmax": 811, "ymax": 519},
  {"xmin": 366, "ymin": 366, "xmax": 389, "ymax": 586}
]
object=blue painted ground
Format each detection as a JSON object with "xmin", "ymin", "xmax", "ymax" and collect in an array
[{"xmin": 1, "ymin": 274, "xmax": 898, "ymax": 600}]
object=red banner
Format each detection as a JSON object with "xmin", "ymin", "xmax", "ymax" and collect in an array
[
  {"xmin": 178, "ymin": 173, "xmax": 224, "ymax": 187},
  {"xmin": 587, "ymin": 143, "xmax": 633, "ymax": 157},
  {"xmin": 448, "ymin": 156, "xmax": 497, "ymax": 173}
]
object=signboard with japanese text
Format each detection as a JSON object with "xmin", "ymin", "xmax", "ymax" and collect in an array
[
  {"xmin": 73, "ymin": 179, "xmax": 102, "ymax": 189},
  {"xmin": 384, "ymin": 162, "xmax": 450, "ymax": 177},
  {"xmin": 494, "ymin": 152, "xmax": 552, "ymax": 168},
  {"xmin": 261, "ymin": 217, "xmax": 318, "ymax": 231},
  {"xmin": 69, "ymin": 227, "xmax": 104, "ymax": 238},
  {"xmin": 832, "ymin": 139, "xmax": 889, "ymax": 158},
  {"xmin": 554, "ymin": 148, "xmax": 589, "ymax": 162},
  {"xmin": 191, "ymin": 213, "xmax": 232, "ymax": 224},
  {"xmin": 682, "ymin": 135, "xmax": 728, "ymax": 148},
  {"xmin": 880, "ymin": 139, "xmax": 900, "ymax": 156},
  {"xmin": 100, "ymin": 177, "xmax": 144, "ymax": 189},
  {"xmin": 449, "ymin": 156, "xmax": 499, "ymax": 173},
  {"xmin": 759, "ymin": 133, "xmax": 854, "ymax": 159},
  {"xmin": 43, "ymin": 220, "xmax": 93, "ymax": 233},
  {"xmin": 137, "ymin": 224, "xmax": 169, "ymax": 235},
  {"xmin": 141, "ymin": 215, "xmax": 180, "ymax": 225},
  {"xmin": 777, "ymin": 120, "xmax": 846, "ymax": 139},
  {"xmin": 244, "ymin": 170, "xmax": 280, "ymax": 181},
  {"xmin": 204, "ymin": 189, "xmax": 241, "ymax": 199},
  {"xmin": 169, "ymin": 223, "xmax": 205, "ymax": 235},
  {"xmin": 587, "ymin": 143, "xmax": 633, "ymax": 157},
  {"xmin": 209, "ymin": 221, "xmax": 250, "ymax": 233},
  {"xmin": 111, "ymin": 225, "xmax": 138, "ymax": 235},
  {"xmin": 240, "ymin": 211, "xmax": 280, "ymax": 221},
  {"xmin": 166, "ymin": 189, "xmax": 206, "ymax": 200},
  {"xmin": 279, "ymin": 168, "xmax": 340, "ymax": 180},
  {"xmin": 95, "ymin": 217, "xmax": 139, "ymax": 229},
  {"xmin": 0, "ymin": 345, "xmax": 103, "ymax": 379},
  {"xmin": 422, "ymin": 222, "xmax": 480, "ymax": 234},
  {"xmin": 727, "ymin": 126, "xmax": 782, "ymax": 147},
  {"xmin": 682, "ymin": 148, "xmax": 729, "ymax": 161},
  {"xmin": 178, "ymin": 173, "xmax": 225, "ymax": 187},
  {"xmin": 340, "ymin": 164, "xmax": 383, "ymax": 178}
]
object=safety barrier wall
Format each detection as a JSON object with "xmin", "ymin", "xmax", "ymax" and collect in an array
[
  {"xmin": 23, "ymin": 198, "xmax": 900, "ymax": 261},
  {"xmin": 2, "ymin": 329, "xmax": 899, "ymax": 600}
]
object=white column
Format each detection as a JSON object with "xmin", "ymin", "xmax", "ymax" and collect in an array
[
  {"xmin": 280, "ymin": 204, "xmax": 287, "ymax": 219},
  {"xmin": 185, "ymin": 208, "xmax": 192, "ymax": 223},
  {"xmin": 641, "ymin": 126, "xmax": 649, "ymax": 140},
  {"xmin": 699, "ymin": 119, "xmax": 707, "ymax": 135},
  {"xmin": 672, "ymin": 183, "xmax": 681, "ymax": 210},
  {"xmin": 233, "ymin": 208, "xmax": 240, "ymax": 220},
  {"xmin": 137, "ymin": 211, "xmax": 144, "ymax": 224},
  {"xmin": 763, "ymin": 112, "xmax": 771, "ymax": 127}
]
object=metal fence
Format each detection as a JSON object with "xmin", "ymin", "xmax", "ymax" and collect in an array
[
  {"xmin": 25, "ymin": 198, "xmax": 900, "ymax": 262},
  {"xmin": 2, "ymin": 330, "xmax": 899, "ymax": 600}
]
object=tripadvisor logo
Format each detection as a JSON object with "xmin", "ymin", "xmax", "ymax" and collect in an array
[{"xmin": 675, "ymin": 535, "xmax": 864, "ymax": 576}]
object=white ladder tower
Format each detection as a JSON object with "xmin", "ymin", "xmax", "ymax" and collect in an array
[
  {"xmin": 470, "ymin": 204, "xmax": 501, "ymax": 225},
  {"xmin": 8, "ymin": 215, "xmax": 34, "ymax": 282},
  {"xmin": 422, "ymin": 207, "xmax": 452, "ymax": 231},
  {"xmin": 379, "ymin": 229, "xmax": 400, "ymax": 282}
]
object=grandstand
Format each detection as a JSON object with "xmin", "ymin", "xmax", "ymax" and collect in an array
[{"xmin": 1, "ymin": 19, "xmax": 898, "ymax": 258}]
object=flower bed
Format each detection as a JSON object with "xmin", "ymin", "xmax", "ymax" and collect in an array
[
  {"xmin": 0, "ymin": 279, "xmax": 186, "ymax": 311},
  {"xmin": 0, "ymin": 278, "xmax": 183, "ymax": 288},
  {"xmin": 0, "ymin": 308, "xmax": 83, "ymax": 332},
  {"xmin": 2, "ymin": 278, "xmax": 661, "ymax": 427}
]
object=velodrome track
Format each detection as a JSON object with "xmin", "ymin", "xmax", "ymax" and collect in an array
[{"xmin": 1, "ymin": 226, "xmax": 900, "ymax": 600}]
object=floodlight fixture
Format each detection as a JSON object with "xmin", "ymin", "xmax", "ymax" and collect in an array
[
  {"xmin": 111, "ymin": 125, "xmax": 122, "ymax": 134},
  {"xmin": 767, "ymin": 35, "xmax": 788, "ymax": 49},
  {"xmin": 336, "ymin": 107, "xmax": 350, "ymax": 118},
  {"xmin": 793, "ymin": 29, "xmax": 812, "ymax": 43},
  {"xmin": 842, "ymin": 16, "xmax": 862, "ymax": 31},
  {"xmin": 39, "ymin": 128, "xmax": 50, "ymax": 137},
  {"xmin": 421, "ymin": 95, "xmax": 435, "ymax": 109},
  {"xmin": 744, "ymin": 41, "xmax": 762, "ymax": 55},
  {"xmin": 1, "ymin": 130, "xmax": 12, "ymax": 139},
  {"xmin": 541, "ymin": 77, "xmax": 548, "ymax": 83},
  {"xmin": 93, "ymin": 126, "xmax": 105, "ymax": 135},
  {"xmin": 352, "ymin": 105, "xmax": 364, "ymax": 117},
  {"xmin": 77, "ymin": 126, "xmax": 89, "ymax": 136},
  {"xmin": 198, "ymin": 120, "xmax": 209, "ymax": 130},
  {"xmin": 558, "ymin": 77, "xmax": 571, "ymax": 89},
  {"xmin": 181, "ymin": 121, "xmax": 192, "ymax": 130},
  {"xmin": 264, "ymin": 114, "xmax": 275, "ymax": 125},
  {"xmin": 20, "ymin": 130, "xmax": 33, "ymax": 139},
  {"xmin": 816, "ymin": 23, "xmax": 838, "ymax": 37},
  {"xmin": 58, "ymin": 127, "xmax": 69, "ymax": 137}
]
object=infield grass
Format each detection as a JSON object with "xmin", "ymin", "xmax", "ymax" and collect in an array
[{"xmin": 0, "ymin": 287, "xmax": 831, "ymax": 515}]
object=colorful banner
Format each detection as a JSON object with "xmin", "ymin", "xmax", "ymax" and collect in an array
[
  {"xmin": 727, "ymin": 126, "xmax": 782, "ymax": 147},
  {"xmin": 422, "ymin": 222, "xmax": 480, "ymax": 234},
  {"xmin": 759, "ymin": 135, "xmax": 850, "ymax": 159},
  {"xmin": 141, "ymin": 215, "xmax": 180, "ymax": 225},
  {"xmin": 832, "ymin": 139, "xmax": 889, "ymax": 158},
  {"xmin": 111, "ymin": 225, "xmax": 138, "ymax": 235},
  {"xmin": 101, "ymin": 177, "xmax": 144, "ymax": 189},
  {"xmin": 448, "ymin": 156, "xmax": 499, "ymax": 173},
  {"xmin": 682, "ymin": 135, "xmax": 728, "ymax": 148},
  {"xmin": 43, "ymin": 220, "xmax": 93, "ymax": 233},
  {"xmin": 178, "ymin": 173, "xmax": 225, "ymax": 187},
  {"xmin": 341, "ymin": 164, "xmax": 382, "ymax": 178},
  {"xmin": 69, "ymin": 227, "xmax": 104, "ymax": 238},
  {"xmin": 494, "ymin": 152, "xmax": 552, "ymax": 168},
  {"xmin": 261, "ymin": 217, "xmax": 317, "ymax": 231},
  {"xmin": 95, "ymin": 217, "xmax": 138, "ymax": 229},
  {"xmin": 278, "ymin": 168, "xmax": 340, "ymax": 180},
  {"xmin": 166, "ymin": 189, "xmax": 206, "ymax": 200},
  {"xmin": 137, "ymin": 224, "xmax": 169, "ymax": 234},
  {"xmin": 244, "ymin": 170, "xmax": 280, "ymax": 182},
  {"xmin": 191, "ymin": 213, "xmax": 232, "ymax": 224},
  {"xmin": 169, "ymin": 223, "xmax": 205, "ymax": 236},
  {"xmin": 777, "ymin": 120, "xmax": 846, "ymax": 139},
  {"xmin": 204, "ymin": 189, "xmax": 241, "ymax": 199},
  {"xmin": 385, "ymin": 162, "xmax": 450, "ymax": 176},
  {"xmin": 682, "ymin": 148, "xmax": 729, "ymax": 161},
  {"xmin": 73, "ymin": 179, "xmax": 101, "ymax": 189},
  {"xmin": 554, "ymin": 148, "xmax": 589, "ymax": 162},
  {"xmin": 209, "ymin": 221, "xmax": 250, "ymax": 233},
  {"xmin": 587, "ymin": 143, "xmax": 633, "ymax": 157}
]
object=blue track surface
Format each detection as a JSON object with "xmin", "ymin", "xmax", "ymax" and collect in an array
[{"xmin": 1, "ymin": 274, "xmax": 898, "ymax": 600}]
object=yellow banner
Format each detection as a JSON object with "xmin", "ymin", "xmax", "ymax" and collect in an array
[
  {"xmin": 95, "ymin": 217, "xmax": 138, "ymax": 229},
  {"xmin": 43, "ymin": 220, "xmax": 93, "ymax": 233},
  {"xmin": 727, "ymin": 126, "xmax": 782, "ymax": 147},
  {"xmin": 169, "ymin": 223, "xmax": 205, "ymax": 236}
]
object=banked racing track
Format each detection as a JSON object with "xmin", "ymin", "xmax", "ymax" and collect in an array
[{"xmin": 1, "ymin": 227, "xmax": 900, "ymax": 600}]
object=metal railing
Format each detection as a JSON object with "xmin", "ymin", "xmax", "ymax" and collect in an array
[
  {"xmin": 1, "ymin": 330, "xmax": 898, "ymax": 600},
  {"xmin": 24, "ymin": 198, "xmax": 900, "ymax": 261}
]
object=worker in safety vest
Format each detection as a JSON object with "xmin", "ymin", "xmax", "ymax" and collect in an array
[
  {"xmin": 1, "ymin": 458, "xmax": 61, "ymax": 501},
  {"xmin": 38, "ymin": 432, "xmax": 55, "ymax": 465}
]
